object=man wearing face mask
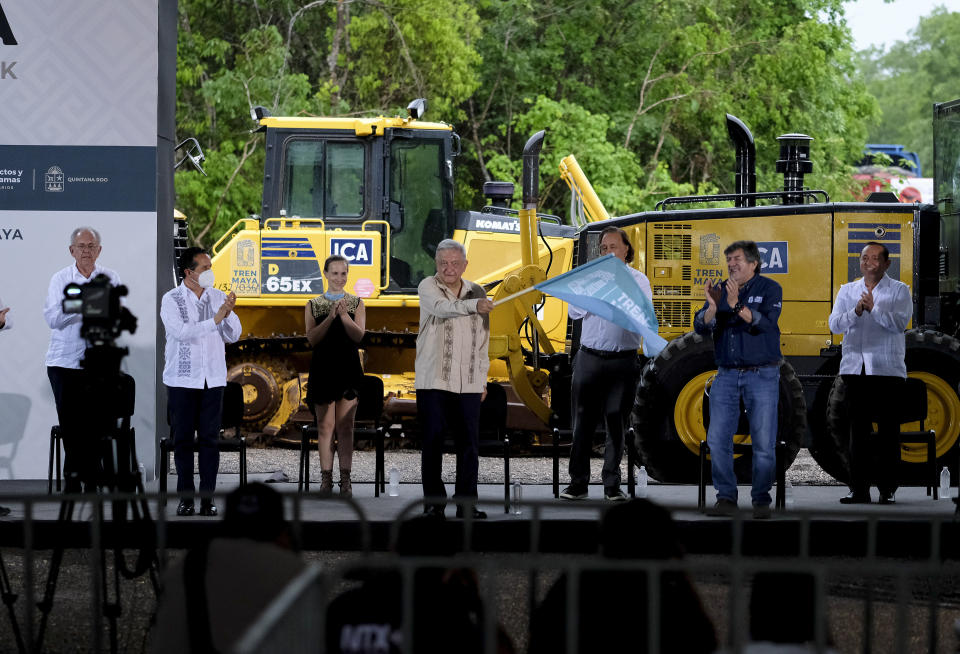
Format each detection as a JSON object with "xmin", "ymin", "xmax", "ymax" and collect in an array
[{"xmin": 161, "ymin": 247, "xmax": 241, "ymax": 516}]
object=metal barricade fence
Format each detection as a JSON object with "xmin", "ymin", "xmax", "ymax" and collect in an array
[{"xmin": 1, "ymin": 491, "xmax": 960, "ymax": 653}]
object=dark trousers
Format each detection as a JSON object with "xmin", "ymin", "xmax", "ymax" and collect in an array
[
  {"xmin": 568, "ymin": 350, "xmax": 639, "ymax": 489},
  {"xmin": 842, "ymin": 373, "xmax": 904, "ymax": 496},
  {"xmin": 417, "ymin": 389, "xmax": 482, "ymax": 505},
  {"xmin": 167, "ymin": 385, "xmax": 224, "ymax": 494},
  {"xmin": 48, "ymin": 366, "xmax": 98, "ymax": 492}
]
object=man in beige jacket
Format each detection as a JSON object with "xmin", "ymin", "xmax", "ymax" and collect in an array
[{"xmin": 416, "ymin": 239, "xmax": 494, "ymax": 519}]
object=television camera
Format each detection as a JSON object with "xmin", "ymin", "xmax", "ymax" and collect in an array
[{"xmin": 34, "ymin": 276, "xmax": 157, "ymax": 652}]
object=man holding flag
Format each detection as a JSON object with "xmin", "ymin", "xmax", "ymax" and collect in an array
[
  {"xmin": 559, "ymin": 227, "xmax": 656, "ymax": 501},
  {"xmin": 694, "ymin": 240, "xmax": 783, "ymax": 519}
]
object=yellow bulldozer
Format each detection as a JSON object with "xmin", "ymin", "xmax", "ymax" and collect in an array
[{"xmin": 186, "ymin": 100, "xmax": 577, "ymax": 438}]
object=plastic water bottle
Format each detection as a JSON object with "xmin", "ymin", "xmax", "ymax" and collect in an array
[
  {"xmin": 636, "ymin": 466, "xmax": 648, "ymax": 498},
  {"xmin": 940, "ymin": 466, "xmax": 951, "ymax": 499},
  {"xmin": 512, "ymin": 481, "xmax": 522, "ymax": 515},
  {"xmin": 785, "ymin": 480, "xmax": 795, "ymax": 508},
  {"xmin": 388, "ymin": 467, "xmax": 400, "ymax": 497}
]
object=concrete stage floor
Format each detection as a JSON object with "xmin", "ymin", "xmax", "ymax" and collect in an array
[{"xmin": 2, "ymin": 475, "xmax": 959, "ymax": 558}]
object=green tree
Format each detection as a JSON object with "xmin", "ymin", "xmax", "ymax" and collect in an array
[
  {"xmin": 176, "ymin": 0, "xmax": 881, "ymax": 244},
  {"xmin": 175, "ymin": 0, "xmax": 482, "ymax": 247},
  {"xmin": 858, "ymin": 7, "xmax": 960, "ymax": 176},
  {"xmin": 463, "ymin": 0, "xmax": 876, "ymax": 215}
]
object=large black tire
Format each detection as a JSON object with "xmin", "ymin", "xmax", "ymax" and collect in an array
[
  {"xmin": 631, "ymin": 332, "xmax": 806, "ymax": 483},
  {"xmin": 806, "ymin": 357, "xmax": 845, "ymax": 481},
  {"xmin": 822, "ymin": 329, "xmax": 960, "ymax": 484}
]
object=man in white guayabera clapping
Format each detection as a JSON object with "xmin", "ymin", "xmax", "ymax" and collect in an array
[{"xmin": 161, "ymin": 247, "xmax": 241, "ymax": 518}]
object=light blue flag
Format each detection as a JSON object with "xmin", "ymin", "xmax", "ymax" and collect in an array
[{"xmin": 535, "ymin": 254, "xmax": 668, "ymax": 356}]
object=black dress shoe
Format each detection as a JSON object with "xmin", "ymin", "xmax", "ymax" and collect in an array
[
  {"xmin": 422, "ymin": 504, "xmax": 446, "ymax": 519},
  {"xmin": 176, "ymin": 500, "xmax": 195, "ymax": 516},
  {"xmin": 198, "ymin": 501, "xmax": 218, "ymax": 517},
  {"xmin": 839, "ymin": 491, "xmax": 871, "ymax": 504},
  {"xmin": 878, "ymin": 492, "xmax": 896, "ymax": 505},
  {"xmin": 455, "ymin": 506, "xmax": 487, "ymax": 520}
]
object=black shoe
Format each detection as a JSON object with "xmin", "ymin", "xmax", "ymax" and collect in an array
[
  {"xmin": 839, "ymin": 491, "xmax": 871, "ymax": 505},
  {"xmin": 176, "ymin": 500, "xmax": 195, "ymax": 516},
  {"xmin": 198, "ymin": 501, "xmax": 217, "ymax": 517},
  {"xmin": 878, "ymin": 491, "xmax": 896, "ymax": 505},
  {"xmin": 559, "ymin": 484, "xmax": 588, "ymax": 500},
  {"xmin": 0, "ymin": 506, "xmax": 10, "ymax": 517},
  {"xmin": 706, "ymin": 498, "xmax": 737, "ymax": 517},
  {"xmin": 455, "ymin": 506, "xmax": 487, "ymax": 520},
  {"xmin": 604, "ymin": 487, "xmax": 627, "ymax": 501},
  {"xmin": 752, "ymin": 504, "xmax": 772, "ymax": 520},
  {"xmin": 423, "ymin": 504, "xmax": 446, "ymax": 519}
]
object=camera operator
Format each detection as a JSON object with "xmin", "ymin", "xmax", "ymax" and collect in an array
[
  {"xmin": 43, "ymin": 227, "xmax": 120, "ymax": 493},
  {"xmin": 161, "ymin": 247, "xmax": 241, "ymax": 517}
]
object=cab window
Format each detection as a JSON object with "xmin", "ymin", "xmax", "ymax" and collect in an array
[
  {"xmin": 389, "ymin": 138, "xmax": 449, "ymax": 288},
  {"xmin": 282, "ymin": 140, "xmax": 364, "ymax": 219}
]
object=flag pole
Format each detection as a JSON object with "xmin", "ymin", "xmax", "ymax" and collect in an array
[{"xmin": 492, "ymin": 286, "xmax": 541, "ymax": 307}]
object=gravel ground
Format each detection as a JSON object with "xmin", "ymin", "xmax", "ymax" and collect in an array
[{"xmin": 204, "ymin": 445, "xmax": 843, "ymax": 486}]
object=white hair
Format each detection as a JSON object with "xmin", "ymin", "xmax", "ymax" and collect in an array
[
  {"xmin": 70, "ymin": 227, "xmax": 101, "ymax": 246},
  {"xmin": 435, "ymin": 239, "xmax": 466, "ymax": 261}
]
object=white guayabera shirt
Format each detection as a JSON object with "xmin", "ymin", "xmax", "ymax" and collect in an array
[
  {"xmin": 415, "ymin": 274, "xmax": 490, "ymax": 394},
  {"xmin": 828, "ymin": 273, "xmax": 912, "ymax": 378},
  {"xmin": 160, "ymin": 284, "xmax": 241, "ymax": 389}
]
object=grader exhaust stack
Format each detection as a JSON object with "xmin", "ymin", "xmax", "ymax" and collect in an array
[{"xmin": 520, "ymin": 130, "xmax": 545, "ymax": 269}]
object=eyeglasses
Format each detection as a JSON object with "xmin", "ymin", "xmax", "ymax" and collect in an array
[{"xmin": 73, "ymin": 244, "xmax": 99, "ymax": 251}]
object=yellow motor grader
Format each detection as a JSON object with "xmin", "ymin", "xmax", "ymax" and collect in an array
[
  {"xmin": 188, "ymin": 101, "xmax": 577, "ymax": 436},
  {"xmin": 551, "ymin": 104, "xmax": 960, "ymax": 485}
]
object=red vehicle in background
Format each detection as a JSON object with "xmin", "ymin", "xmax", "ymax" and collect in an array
[{"xmin": 855, "ymin": 143, "xmax": 933, "ymax": 203}]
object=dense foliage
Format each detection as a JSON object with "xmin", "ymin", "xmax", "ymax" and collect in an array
[
  {"xmin": 858, "ymin": 7, "xmax": 960, "ymax": 177},
  {"xmin": 175, "ymin": 0, "xmax": 886, "ymax": 247}
]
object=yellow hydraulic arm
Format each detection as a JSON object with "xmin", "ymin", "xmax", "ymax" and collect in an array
[
  {"xmin": 489, "ymin": 131, "xmax": 556, "ymax": 426},
  {"xmin": 558, "ymin": 154, "xmax": 610, "ymax": 227}
]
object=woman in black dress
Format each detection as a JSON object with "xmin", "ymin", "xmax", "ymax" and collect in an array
[{"xmin": 304, "ymin": 255, "xmax": 366, "ymax": 497}]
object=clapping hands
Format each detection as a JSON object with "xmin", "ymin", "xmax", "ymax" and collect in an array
[
  {"xmin": 215, "ymin": 292, "xmax": 237, "ymax": 324},
  {"xmin": 855, "ymin": 288, "xmax": 874, "ymax": 316},
  {"xmin": 704, "ymin": 279, "xmax": 723, "ymax": 308}
]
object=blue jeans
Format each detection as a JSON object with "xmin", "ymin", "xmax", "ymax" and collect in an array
[{"xmin": 706, "ymin": 365, "xmax": 779, "ymax": 506}]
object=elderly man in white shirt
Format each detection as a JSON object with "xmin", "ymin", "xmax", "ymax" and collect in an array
[
  {"xmin": 44, "ymin": 227, "xmax": 121, "ymax": 492},
  {"xmin": 161, "ymin": 247, "xmax": 241, "ymax": 517},
  {"xmin": 829, "ymin": 241, "xmax": 912, "ymax": 505},
  {"xmin": 415, "ymin": 239, "xmax": 494, "ymax": 519},
  {"xmin": 561, "ymin": 227, "xmax": 653, "ymax": 502}
]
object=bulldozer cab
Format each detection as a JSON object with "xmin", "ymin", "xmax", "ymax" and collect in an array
[{"xmin": 256, "ymin": 112, "xmax": 456, "ymax": 294}]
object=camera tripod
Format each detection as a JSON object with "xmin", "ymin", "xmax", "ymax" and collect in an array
[
  {"xmin": 0, "ymin": 547, "xmax": 25, "ymax": 654},
  {"xmin": 35, "ymin": 370, "xmax": 160, "ymax": 654}
]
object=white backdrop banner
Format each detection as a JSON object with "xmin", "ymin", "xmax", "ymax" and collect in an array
[{"xmin": 0, "ymin": 0, "xmax": 158, "ymax": 480}]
